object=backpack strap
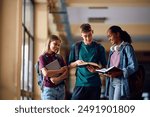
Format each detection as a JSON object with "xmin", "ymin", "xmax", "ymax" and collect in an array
[
  {"xmin": 43, "ymin": 54, "xmax": 49, "ymax": 64},
  {"xmin": 93, "ymin": 41, "xmax": 101, "ymax": 58},
  {"xmin": 74, "ymin": 41, "xmax": 82, "ymax": 60}
]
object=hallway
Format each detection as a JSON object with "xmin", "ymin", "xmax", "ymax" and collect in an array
[{"xmin": 0, "ymin": 0, "xmax": 150, "ymax": 100}]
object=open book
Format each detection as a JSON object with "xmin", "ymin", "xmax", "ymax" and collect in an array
[
  {"xmin": 96, "ymin": 66, "xmax": 122, "ymax": 74},
  {"xmin": 45, "ymin": 59, "xmax": 61, "ymax": 70},
  {"xmin": 77, "ymin": 62, "xmax": 101, "ymax": 69}
]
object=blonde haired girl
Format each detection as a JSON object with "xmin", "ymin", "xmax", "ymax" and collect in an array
[{"xmin": 39, "ymin": 35, "xmax": 68, "ymax": 100}]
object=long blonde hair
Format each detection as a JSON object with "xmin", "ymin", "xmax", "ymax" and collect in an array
[{"xmin": 44, "ymin": 35, "xmax": 61, "ymax": 53}]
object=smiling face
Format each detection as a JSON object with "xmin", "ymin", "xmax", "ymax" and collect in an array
[
  {"xmin": 80, "ymin": 23, "xmax": 94, "ymax": 45},
  {"xmin": 81, "ymin": 31, "xmax": 93, "ymax": 45},
  {"xmin": 107, "ymin": 29, "xmax": 121, "ymax": 45},
  {"xmin": 49, "ymin": 40, "xmax": 61, "ymax": 53}
]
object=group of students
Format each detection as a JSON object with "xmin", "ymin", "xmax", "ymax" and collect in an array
[{"xmin": 38, "ymin": 23, "xmax": 138, "ymax": 100}]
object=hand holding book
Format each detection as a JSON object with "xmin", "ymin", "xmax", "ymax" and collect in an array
[
  {"xmin": 77, "ymin": 61, "xmax": 102, "ymax": 69},
  {"xmin": 45, "ymin": 60, "xmax": 68, "ymax": 84},
  {"xmin": 96, "ymin": 66, "xmax": 122, "ymax": 73},
  {"xmin": 60, "ymin": 66, "xmax": 68, "ymax": 73},
  {"xmin": 45, "ymin": 59, "xmax": 61, "ymax": 77},
  {"xmin": 96, "ymin": 66, "xmax": 123, "ymax": 78}
]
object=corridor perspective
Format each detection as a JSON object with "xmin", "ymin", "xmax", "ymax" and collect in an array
[{"xmin": 0, "ymin": 0, "xmax": 150, "ymax": 100}]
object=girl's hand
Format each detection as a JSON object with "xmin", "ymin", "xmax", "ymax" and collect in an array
[
  {"xmin": 106, "ymin": 71, "xmax": 123, "ymax": 78},
  {"xmin": 50, "ymin": 69, "xmax": 68, "ymax": 85},
  {"xmin": 58, "ymin": 66, "xmax": 68, "ymax": 75},
  {"xmin": 99, "ymin": 73, "xmax": 108, "ymax": 78},
  {"xmin": 60, "ymin": 66, "xmax": 68, "ymax": 72},
  {"xmin": 50, "ymin": 77, "xmax": 61, "ymax": 85}
]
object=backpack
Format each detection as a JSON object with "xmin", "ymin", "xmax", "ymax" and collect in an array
[
  {"xmin": 128, "ymin": 65, "xmax": 145, "ymax": 99},
  {"xmin": 35, "ymin": 54, "xmax": 63, "ymax": 90},
  {"xmin": 35, "ymin": 55, "xmax": 49, "ymax": 90},
  {"xmin": 123, "ymin": 45, "xmax": 145, "ymax": 99}
]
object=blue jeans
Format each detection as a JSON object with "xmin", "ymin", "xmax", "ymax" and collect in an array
[
  {"xmin": 41, "ymin": 84, "xmax": 65, "ymax": 100},
  {"xmin": 109, "ymin": 78, "xmax": 121, "ymax": 100}
]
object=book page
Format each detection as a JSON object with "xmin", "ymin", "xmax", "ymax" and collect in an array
[
  {"xmin": 77, "ymin": 62, "xmax": 88, "ymax": 67},
  {"xmin": 107, "ymin": 66, "xmax": 122, "ymax": 73},
  {"xmin": 96, "ymin": 66, "xmax": 122, "ymax": 73},
  {"xmin": 77, "ymin": 62, "xmax": 101, "ymax": 69},
  {"xmin": 96, "ymin": 68, "xmax": 107, "ymax": 73}
]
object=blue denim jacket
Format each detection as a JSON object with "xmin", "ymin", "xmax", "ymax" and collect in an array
[{"xmin": 105, "ymin": 43, "xmax": 138, "ymax": 98}]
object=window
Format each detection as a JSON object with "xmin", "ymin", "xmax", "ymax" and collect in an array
[{"xmin": 21, "ymin": 0, "xmax": 34, "ymax": 100}]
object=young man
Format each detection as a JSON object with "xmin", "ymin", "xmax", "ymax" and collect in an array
[{"xmin": 68, "ymin": 23, "xmax": 107, "ymax": 100}]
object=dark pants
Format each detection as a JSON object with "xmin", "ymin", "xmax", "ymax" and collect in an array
[{"xmin": 71, "ymin": 86, "xmax": 101, "ymax": 100}]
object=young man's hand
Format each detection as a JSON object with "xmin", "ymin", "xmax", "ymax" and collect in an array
[
  {"xmin": 75, "ymin": 60, "xmax": 84, "ymax": 66},
  {"xmin": 69, "ymin": 60, "xmax": 84, "ymax": 68},
  {"xmin": 86, "ymin": 65, "xmax": 96, "ymax": 72}
]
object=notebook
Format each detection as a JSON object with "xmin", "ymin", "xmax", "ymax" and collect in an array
[{"xmin": 45, "ymin": 59, "xmax": 61, "ymax": 70}]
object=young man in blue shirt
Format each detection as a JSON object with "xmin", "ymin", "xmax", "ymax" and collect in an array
[{"xmin": 68, "ymin": 23, "xmax": 107, "ymax": 100}]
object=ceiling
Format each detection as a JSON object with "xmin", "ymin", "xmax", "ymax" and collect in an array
[
  {"xmin": 65, "ymin": 0, "xmax": 150, "ymax": 42},
  {"xmin": 35, "ymin": 0, "xmax": 150, "ymax": 43}
]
